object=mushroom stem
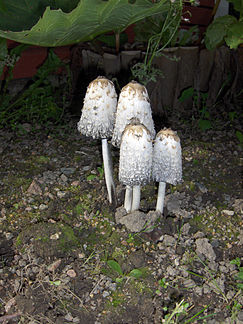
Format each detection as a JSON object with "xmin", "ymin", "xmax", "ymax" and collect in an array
[
  {"xmin": 131, "ymin": 185, "xmax": 141, "ymax": 212},
  {"xmin": 102, "ymin": 138, "xmax": 116, "ymax": 205},
  {"xmin": 124, "ymin": 185, "xmax": 132, "ymax": 213},
  {"xmin": 156, "ymin": 182, "xmax": 166, "ymax": 214}
]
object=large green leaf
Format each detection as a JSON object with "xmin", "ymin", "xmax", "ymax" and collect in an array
[
  {"xmin": 0, "ymin": 0, "xmax": 79, "ymax": 32},
  {"xmin": 225, "ymin": 20, "xmax": 243, "ymax": 49},
  {"xmin": 0, "ymin": 0, "xmax": 170, "ymax": 47},
  {"xmin": 205, "ymin": 15, "xmax": 237, "ymax": 50}
]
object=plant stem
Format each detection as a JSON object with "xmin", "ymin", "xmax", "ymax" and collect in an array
[
  {"xmin": 124, "ymin": 185, "xmax": 133, "ymax": 213},
  {"xmin": 131, "ymin": 185, "xmax": 141, "ymax": 211},
  {"xmin": 156, "ymin": 181, "xmax": 166, "ymax": 214},
  {"xmin": 102, "ymin": 138, "xmax": 116, "ymax": 205}
]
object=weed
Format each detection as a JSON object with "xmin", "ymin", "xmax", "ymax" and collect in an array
[
  {"xmin": 178, "ymin": 87, "xmax": 212, "ymax": 131},
  {"xmin": 87, "ymin": 165, "xmax": 104, "ymax": 181},
  {"xmin": 230, "ymin": 257, "xmax": 243, "ymax": 290},
  {"xmin": 163, "ymin": 299, "xmax": 189, "ymax": 323},
  {"xmin": 0, "ymin": 49, "xmax": 70, "ymax": 129},
  {"xmin": 107, "ymin": 259, "xmax": 143, "ymax": 283}
]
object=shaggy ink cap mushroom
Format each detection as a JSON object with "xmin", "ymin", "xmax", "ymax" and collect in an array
[
  {"xmin": 152, "ymin": 128, "xmax": 182, "ymax": 185},
  {"xmin": 77, "ymin": 76, "xmax": 117, "ymax": 139},
  {"xmin": 112, "ymin": 81, "xmax": 155, "ymax": 147},
  {"xmin": 119, "ymin": 124, "xmax": 153, "ymax": 187}
]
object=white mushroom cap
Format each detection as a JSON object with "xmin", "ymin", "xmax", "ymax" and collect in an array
[
  {"xmin": 119, "ymin": 124, "xmax": 153, "ymax": 186},
  {"xmin": 77, "ymin": 76, "xmax": 117, "ymax": 139},
  {"xmin": 111, "ymin": 81, "xmax": 155, "ymax": 147},
  {"xmin": 152, "ymin": 128, "xmax": 182, "ymax": 185}
]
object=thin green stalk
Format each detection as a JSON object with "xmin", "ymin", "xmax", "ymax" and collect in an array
[{"xmin": 183, "ymin": 305, "xmax": 208, "ymax": 323}]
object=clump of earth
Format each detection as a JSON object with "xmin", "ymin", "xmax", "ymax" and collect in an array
[{"xmin": 0, "ymin": 110, "xmax": 242, "ymax": 324}]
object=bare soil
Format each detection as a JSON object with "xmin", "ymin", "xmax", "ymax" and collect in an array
[{"xmin": 0, "ymin": 111, "xmax": 242, "ymax": 324}]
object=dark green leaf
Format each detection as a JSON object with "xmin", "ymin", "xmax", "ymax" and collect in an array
[
  {"xmin": 225, "ymin": 21, "xmax": 243, "ymax": 49},
  {"xmin": 178, "ymin": 87, "xmax": 194, "ymax": 102},
  {"xmin": 0, "ymin": 0, "xmax": 170, "ymax": 47},
  {"xmin": 198, "ymin": 119, "xmax": 212, "ymax": 131},
  {"xmin": 107, "ymin": 260, "xmax": 123, "ymax": 276},
  {"xmin": 205, "ymin": 15, "xmax": 236, "ymax": 50},
  {"xmin": 129, "ymin": 269, "xmax": 143, "ymax": 279}
]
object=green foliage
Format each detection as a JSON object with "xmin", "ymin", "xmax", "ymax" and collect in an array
[
  {"xmin": 230, "ymin": 257, "xmax": 243, "ymax": 290},
  {"xmin": 205, "ymin": 0, "xmax": 243, "ymax": 50},
  {"xmin": 107, "ymin": 259, "xmax": 143, "ymax": 283},
  {"xmin": 0, "ymin": 0, "xmax": 170, "ymax": 47},
  {"xmin": 131, "ymin": 0, "xmax": 183, "ymax": 85},
  {"xmin": 0, "ymin": 48, "xmax": 69, "ymax": 129},
  {"xmin": 178, "ymin": 87, "xmax": 211, "ymax": 131},
  {"xmin": 236, "ymin": 130, "xmax": 243, "ymax": 146}
]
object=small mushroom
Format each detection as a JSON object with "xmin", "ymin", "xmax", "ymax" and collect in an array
[
  {"xmin": 112, "ymin": 81, "xmax": 155, "ymax": 147},
  {"xmin": 119, "ymin": 124, "xmax": 153, "ymax": 212},
  {"xmin": 77, "ymin": 76, "xmax": 117, "ymax": 204},
  {"xmin": 152, "ymin": 128, "xmax": 182, "ymax": 214}
]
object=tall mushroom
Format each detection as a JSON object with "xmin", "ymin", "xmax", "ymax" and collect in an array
[
  {"xmin": 111, "ymin": 80, "xmax": 155, "ymax": 148},
  {"xmin": 112, "ymin": 81, "xmax": 155, "ymax": 209},
  {"xmin": 152, "ymin": 128, "xmax": 182, "ymax": 214},
  {"xmin": 119, "ymin": 124, "xmax": 153, "ymax": 212},
  {"xmin": 77, "ymin": 76, "xmax": 117, "ymax": 204}
]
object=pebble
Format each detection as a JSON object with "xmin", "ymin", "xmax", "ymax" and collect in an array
[
  {"xmin": 39, "ymin": 203, "xmax": 48, "ymax": 210},
  {"xmin": 57, "ymin": 191, "xmax": 66, "ymax": 198},
  {"xmin": 222, "ymin": 210, "xmax": 234, "ymax": 216}
]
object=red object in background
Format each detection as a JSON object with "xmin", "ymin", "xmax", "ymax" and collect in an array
[
  {"xmin": 181, "ymin": 0, "xmax": 215, "ymax": 36},
  {"xmin": 1, "ymin": 40, "xmax": 72, "ymax": 80}
]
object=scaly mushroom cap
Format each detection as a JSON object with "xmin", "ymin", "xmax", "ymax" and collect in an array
[
  {"xmin": 119, "ymin": 124, "xmax": 153, "ymax": 186},
  {"xmin": 111, "ymin": 81, "xmax": 155, "ymax": 147},
  {"xmin": 77, "ymin": 76, "xmax": 117, "ymax": 139},
  {"xmin": 152, "ymin": 128, "xmax": 182, "ymax": 185}
]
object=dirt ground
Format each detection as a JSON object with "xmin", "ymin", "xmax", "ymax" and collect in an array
[{"xmin": 0, "ymin": 108, "xmax": 242, "ymax": 323}]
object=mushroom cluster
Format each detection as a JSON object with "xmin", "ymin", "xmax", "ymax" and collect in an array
[{"xmin": 77, "ymin": 76, "xmax": 182, "ymax": 217}]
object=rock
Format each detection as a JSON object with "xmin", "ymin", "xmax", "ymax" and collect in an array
[
  {"xmin": 195, "ymin": 182, "xmax": 208, "ymax": 193},
  {"xmin": 195, "ymin": 238, "xmax": 216, "ymax": 261},
  {"xmin": 232, "ymin": 199, "xmax": 243, "ymax": 214},
  {"xmin": 222, "ymin": 210, "xmax": 234, "ymax": 216},
  {"xmin": 39, "ymin": 204, "xmax": 48, "ymax": 211},
  {"xmin": 117, "ymin": 210, "xmax": 147, "ymax": 232},
  {"xmin": 146, "ymin": 211, "xmax": 160, "ymax": 232},
  {"xmin": 60, "ymin": 167, "xmax": 76, "ymax": 175},
  {"xmin": 181, "ymin": 222, "xmax": 191, "ymax": 235},
  {"xmin": 60, "ymin": 174, "xmax": 68, "ymax": 182},
  {"xmin": 67, "ymin": 269, "xmax": 77, "ymax": 278},
  {"xmin": 47, "ymin": 259, "xmax": 62, "ymax": 272},
  {"xmin": 166, "ymin": 195, "xmax": 180, "ymax": 214},
  {"xmin": 115, "ymin": 206, "xmax": 127, "ymax": 223},
  {"xmin": 27, "ymin": 180, "xmax": 42, "ymax": 195},
  {"xmin": 163, "ymin": 234, "xmax": 176, "ymax": 247}
]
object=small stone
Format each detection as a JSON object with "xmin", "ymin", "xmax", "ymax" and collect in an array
[
  {"xmin": 102, "ymin": 291, "xmax": 110, "ymax": 298},
  {"xmin": 5, "ymin": 232, "xmax": 13, "ymax": 240},
  {"xmin": 57, "ymin": 191, "xmax": 66, "ymax": 198},
  {"xmin": 67, "ymin": 269, "xmax": 76, "ymax": 278},
  {"xmin": 195, "ymin": 238, "xmax": 216, "ymax": 261},
  {"xmin": 181, "ymin": 223, "xmax": 191, "ymax": 235},
  {"xmin": 222, "ymin": 210, "xmax": 234, "ymax": 216},
  {"xmin": 163, "ymin": 235, "xmax": 176, "ymax": 247},
  {"xmin": 27, "ymin": 180, "xmax": 42, "ymax": 195},
  {"xmin": 71, "ymin": 181, "xmax": 80, "ymax": 186},
  {"xmin": 193, "ymin": 231, "xmax": 205, "ymax": 239},
  {"xmin": 50, "ymin": 233, "xmax": 60, "ymax": 240},
  {"xmin": 117, "ymin": 210, "xmax": 147, "ymax": 232},
  {"xmin": 64, "ymin": 313, "xmax": 73, "ymax": 321},
  {"xmin": 60, "ymin": 167, "xmax": 76, "ymax": 175},
  {"xmin": 47, "ymin": 259, "xmax": 62, "ymax": 272},
  {"xmin": 60, "ymin": 174, "xmax": 68, "ymax": 182},
  {"xmin": 39, "ymin": 204, "xmax": 48, "ymax": 211},
  {"xmin": 183, "ymin": 279, "xmax": 196, "ymax": 288}
]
